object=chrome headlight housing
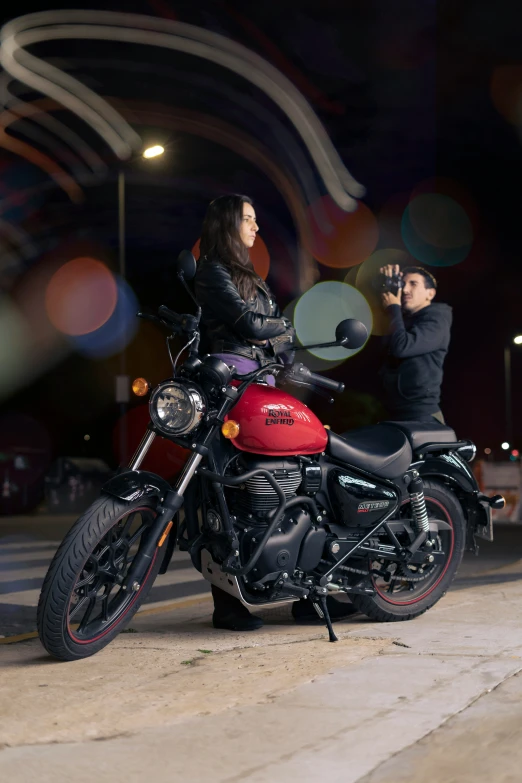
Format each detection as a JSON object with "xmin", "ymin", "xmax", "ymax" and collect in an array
[{"xmin": 149, "ymin": 381, "xmax": 206, "ymax": 436}]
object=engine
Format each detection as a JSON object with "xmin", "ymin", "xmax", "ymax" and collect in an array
[
  {"xmin": 229, "ymin": 455, "xmax": 304, "ymax": 519},
  {"xmin": 222, "ymin": 454, "xmax": 326, "ymax": 583}
]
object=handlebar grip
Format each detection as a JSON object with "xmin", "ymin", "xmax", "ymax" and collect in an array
[
  {"xmin": 158, "ymin": 305, "xmax": 184, "ymax": 325},
  {"xmin": 308, "ymin": 371, "xmax": 345, "ymax": 394}
]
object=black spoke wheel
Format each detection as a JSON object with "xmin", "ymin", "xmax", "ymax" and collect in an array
[
  {"xmin": 350, "ymin": 480, "xmax": 466, "ymax": 622},
  {"xmin": 37, "ymin": 495, "xmax": 165, "ymax": 660}
]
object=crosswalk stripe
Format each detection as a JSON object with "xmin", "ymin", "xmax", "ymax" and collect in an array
[
  {"xmin": 0, "ymin": 563, "xmax": 205, "ymax": 586},
  {"xmin": 0, "ymin": 541, "xmax": 62, "ymax": 550},
  {"xmin": 0, "ymin": 546, "xmax": 192, "ymax": 566},
  {"xmin": 0, "ymin": 568, "xmax": 208, "ymax": 607},
  {"xmin": 0, "ymin": 550, "xmax": 60, "ymax": 565}
]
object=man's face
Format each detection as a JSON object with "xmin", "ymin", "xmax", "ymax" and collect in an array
[{"xmin": 401, "ymin": 273, "xmax": 435, "ymax": 314}]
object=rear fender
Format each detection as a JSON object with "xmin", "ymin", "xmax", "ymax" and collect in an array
[
  {"xmin": 417, "ymin": 456, "xmax": 492, "ymax": 544},
  {"xmin": 417, "ymin": 453, "xmax": 478, "ymax": 494},
  {"xmin": 102, "ymin": 469, "xmax": 172, "ymax": 503}
]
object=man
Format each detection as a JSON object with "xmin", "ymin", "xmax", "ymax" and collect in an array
[{"xmin": 379, "ymin": 264, "xmax": 452, "ymax": 423}]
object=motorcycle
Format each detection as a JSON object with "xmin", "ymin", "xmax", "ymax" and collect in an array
[{"xmin": 37, "ymin": 252, "xmax": 505, "ymax": 660}]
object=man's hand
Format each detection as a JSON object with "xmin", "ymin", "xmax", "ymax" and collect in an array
[
  {"xmin": 380, "ymin": 263, "xmax": 402, "ymax": 309},
  {"xmin": 382, "ymin": 291, "xmax": 401, "ymax": 307}
]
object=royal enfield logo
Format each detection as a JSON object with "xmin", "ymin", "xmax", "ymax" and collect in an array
[
  {"xmin": 357, "ymin": 500, "xmax": 390, "ymax": 513},
  {"xmin": 265, "ymin": 410, "xmax": 295, "ymax": 426}
]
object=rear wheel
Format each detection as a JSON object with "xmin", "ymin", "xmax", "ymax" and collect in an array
[
  {"xmin": 37, "ymin": 495, "xmax": 163, "ymax": 661},
  {"xmin": 350, "ymin": 480, "xmax": 465, "ymax": 622}
]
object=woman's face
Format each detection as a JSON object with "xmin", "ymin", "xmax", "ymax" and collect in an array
[{"xmin": 239, "ymin": 201, "xmax": 259, "ymax": 248}]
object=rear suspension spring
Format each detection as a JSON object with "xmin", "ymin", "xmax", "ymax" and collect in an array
[{"xmin": 407, "ymin": 471, "xmax": 430, "ymax": 533}]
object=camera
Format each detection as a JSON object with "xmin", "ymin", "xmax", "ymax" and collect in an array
[{"xmin": 372, "ymin": 270, "xmax": 404, "ymax": 297}]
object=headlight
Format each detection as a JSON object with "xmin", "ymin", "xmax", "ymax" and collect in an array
[{"xmin": 149, "ymin": 381, "xmax": 206, "ymax": 436}]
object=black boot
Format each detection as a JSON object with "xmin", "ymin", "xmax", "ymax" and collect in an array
[
  {"xmin": 292, "ymin": 595, "xmax": 358, "ymax": 624},
  {"xmin": 211, "ymin": 586, "xmax": 263, "ymax": 631}
]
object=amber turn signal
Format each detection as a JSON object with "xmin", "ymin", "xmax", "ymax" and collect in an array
[
  {"xmin": 132, "ymin": 377, "xmax": 150, "ymax": 397},
  {"xmin": 221, "ymin": 420, "xmax": 240, "ymax": 439}
]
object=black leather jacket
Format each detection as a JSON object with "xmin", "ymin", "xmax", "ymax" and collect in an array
[{"xmin": 194, "ymin": 255, "xmax": 295, "ymax": 363}]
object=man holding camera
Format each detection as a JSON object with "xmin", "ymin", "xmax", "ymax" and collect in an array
[{"xmin": 379, "ymin": 264, "xmax": 452, "ymax": 423}]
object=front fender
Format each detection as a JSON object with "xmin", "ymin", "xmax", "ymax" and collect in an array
[{"xmin": 102, "ymin": 470, "xmax": 172, "ymax": 503}]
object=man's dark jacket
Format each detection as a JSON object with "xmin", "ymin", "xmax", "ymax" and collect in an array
[
  {"xmin": 379, "ymin": 302, "xmax": 452, "ymax": 419},
  {"xmin": 194, "ymin": 255, "xmax": 295, "ymax": 363}
]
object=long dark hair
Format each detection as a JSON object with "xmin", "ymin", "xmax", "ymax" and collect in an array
[{"xmin": 199, "ymin": 194, "xmax": 260, "ymax": 301}]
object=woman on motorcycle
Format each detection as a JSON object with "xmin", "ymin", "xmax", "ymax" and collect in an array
[{"xmin": 194, "ymin": 194, "xmax": 356, "ymax": 631}]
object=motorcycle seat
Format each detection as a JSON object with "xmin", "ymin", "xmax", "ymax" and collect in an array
[
  {"xmin": 381, "ymin": 420, "xmax": 457, "ymax": 452},
  {"xmin": 327, "ymin": 425, "xmax": 412, "ymax": 480}
]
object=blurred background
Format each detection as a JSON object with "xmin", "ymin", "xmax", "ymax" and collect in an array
[{"xmin": 1, "ymin": 0, "xmax": 522, "ymax": 516}]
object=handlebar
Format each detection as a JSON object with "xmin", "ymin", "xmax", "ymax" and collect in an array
[
  {"xmin": 233, "ymin": 362, "xmax": 344, "ymax": 396},
  {"xmin": 158, "ymin": 305, "xmax": 188, "ymax": 328},
  {"xmin": 137, "ymin": 306, "xmax": 199, "ymax": 335},
  {"xmin": 291, "ymin": 363, "xmax": 345, "ymax": 394}
]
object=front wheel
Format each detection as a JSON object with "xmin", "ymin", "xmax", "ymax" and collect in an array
[
  {"xmin": 37, "ymin": 495, "xmax": 163, "ymax": 660},
  {"xmin": 350, "ymin": 480, "xmax": 466, "ymax": 622}
]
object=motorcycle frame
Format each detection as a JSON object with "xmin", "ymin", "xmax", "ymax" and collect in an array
[{"xmin": 102, "ymin": 408, "xmax": 480, "ymax": 605}]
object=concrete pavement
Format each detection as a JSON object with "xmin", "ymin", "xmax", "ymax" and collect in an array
[{"xmin": 1, "ymin": 530, "xmax": 522, "ymax": 782}]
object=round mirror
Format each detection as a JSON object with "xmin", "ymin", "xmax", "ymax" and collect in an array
[
  {"xmin": 176, "ymin": 250, "xmax": 197, "ymax": 281},
  {"xmin": 335, "ymin": 319, "xmax": 368, "ymax": 349}
]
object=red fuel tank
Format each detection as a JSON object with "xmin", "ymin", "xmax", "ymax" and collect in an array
[{"xmin": 226, "ymin": 384, "xmax": 328, "ymax": 456}]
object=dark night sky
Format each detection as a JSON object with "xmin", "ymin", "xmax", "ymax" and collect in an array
[{"xmin": 1, "ymin": 0, "xmax": 522, "ymax": 479}]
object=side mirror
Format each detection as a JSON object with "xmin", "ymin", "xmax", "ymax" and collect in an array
[
  {"xmin": 176, "ymin": 250, "xmax": 197, "ymax": 281},
  {"xmin": 335, "ymin": 319, "xmax": 368, "ymax": 349}
]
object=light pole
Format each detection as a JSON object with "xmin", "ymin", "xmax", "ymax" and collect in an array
[
  {"xmin": 504, "ymin": 334, "xmax": 522, "ymax": 447},
  {"xmin": 116, "ymin": 144, "xmax": 165, "ymax": 465}
]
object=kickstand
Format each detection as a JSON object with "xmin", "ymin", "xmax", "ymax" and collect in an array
[{"xmin": 312, "ymin": 596, "xmax": 338, "ymax": 643}]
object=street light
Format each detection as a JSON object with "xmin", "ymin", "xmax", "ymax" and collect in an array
[
  {"xmin": 504, "ymin": 335, "xmax": 522, "ymax": 446},
  {"xmin": 118, "ymin": 144, "xmax": 165, "ymax": 281},
  {"xmin": 116, "ymin": 143, "xmax": 166, "ymax": 463},
  {"xmin": 142, "ymin": 144, "xmax": 165, "ymax": 159},
  {"xmin": 502, "ymin": 442, "xmax": 510, "ymax": 451}
]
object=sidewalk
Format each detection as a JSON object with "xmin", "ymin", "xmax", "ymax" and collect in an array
[{"xmin": 2, "ymin": 556, "xmax": 522, "ymax": 782}]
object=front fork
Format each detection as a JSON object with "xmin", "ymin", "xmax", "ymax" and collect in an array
[
  {"xmin": 121, "ymin": 434, "xmax": 203, "ymax": 591},
  {"xmin": 121, "ymin": 385, "xmax": 241, "ymax": 590}
]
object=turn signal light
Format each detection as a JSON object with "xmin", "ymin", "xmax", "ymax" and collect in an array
[
  {"xmin": 221, "ymin": 420, "xmax": 240, "ymax": 439},
  {"xmin": 132, "ymin": 377, "xmax": 150, "ymax": 397}
]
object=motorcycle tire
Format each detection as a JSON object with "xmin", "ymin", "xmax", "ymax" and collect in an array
[
  {"xmin": 37, "ymin": 494, "xmax": 163, "ymax": 661},
  {"xmin": 350, "ymin": 480, "xmax": 465, "ymax": 622}
]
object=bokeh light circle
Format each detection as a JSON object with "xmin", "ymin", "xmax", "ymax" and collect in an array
[
  {"xmin": 410, "ymin": 177, "xmax": 479, "ymax": 232},
  {"xmin": 351, "ymin": 249, "xmax": 410, "ymax": 337},
  {"xmin": 283, "ymin": 298, "xmax": 346, "ymax": 372},
  {"xmin": 401, "ymin": 194, "xmax": 473, "ymax": 267},
  {"xmin": 306, "ymin": 196, "xmax": 379, "ymax": 269},
  {"xmin": 294, "ymin": 281, "xmax": 372, "ymax": 361},
  {"xmin": 45, "ymin": 257, "xmax": 117, "ymax": 336},
  {"xmin": 192, "ymin": 236, "xmax": 270, "ymax": 280},
  {"xmin": 72, "ymin": 277, "xmax": 139, "ymax": 359},
  {"xmin": 408, "ymin": 194, "xmax": 473, "ymax": 248}
]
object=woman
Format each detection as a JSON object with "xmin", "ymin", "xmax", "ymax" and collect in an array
[
  {"xmin": 195, "ymin": 194, "xmax": 295, "ymax": 376},
  {"xmin": 194, "ymin": 194, "xmax": 356, "ymax": 631}
]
